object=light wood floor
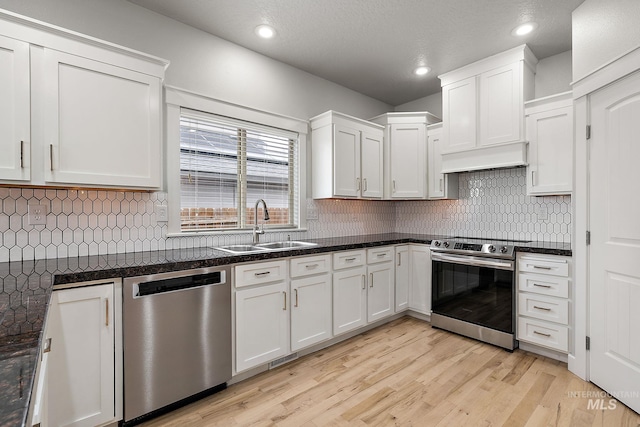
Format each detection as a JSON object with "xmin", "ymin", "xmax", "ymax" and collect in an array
[{"xmin": 142, "ymin": 317, "xmax": 640, "ymax": 426}]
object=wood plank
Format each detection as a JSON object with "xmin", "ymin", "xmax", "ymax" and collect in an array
[{"xmin": 140, "ymin": 317, "xmax": 640, "ymax": 427}]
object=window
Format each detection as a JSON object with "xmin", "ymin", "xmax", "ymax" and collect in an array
[{"xmin": 179, "ymin": 109, "xmax": 298, "ymax": 231}]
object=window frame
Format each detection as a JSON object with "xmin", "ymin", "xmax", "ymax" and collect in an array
[{"xmin": 165, "ymin": 86, "xmax": 308, "ymax": 236}]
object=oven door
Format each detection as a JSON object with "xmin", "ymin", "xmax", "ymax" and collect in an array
[{"xmin": 431, "ymin": 252, "xmax": 515, "ymax": 334}]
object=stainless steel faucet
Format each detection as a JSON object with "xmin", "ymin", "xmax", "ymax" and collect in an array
[{"xmin": 252, "ymin": 199, "xmax": 270, "ymax": 243}]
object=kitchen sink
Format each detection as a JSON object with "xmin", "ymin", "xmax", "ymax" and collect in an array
[
  {"xmin": 256, "ymin": 241, "xmax": 318, "ymax": 250},
  {"xmin": 215, "ymin": 241, "xmax": 317, "ymax": 254},
  {"xmin": 215, "ymin": 244, "xmax": 268, "ymax": 254}
]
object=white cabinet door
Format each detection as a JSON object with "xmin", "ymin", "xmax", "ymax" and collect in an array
[
  {"xmin": 367, "ymin": 262, "xmax": 394, "ymax": 322},
  {"xmin": 291, "ymin": 274, "xmax": 332, "ymax": 351},
  {"xmin": 479, "ymin": 62, "xmax": 522, "ymax": 147},
  {"xmin": 361, "ymin": 130, "xmax": 383, "ymax": 198},
  {"xmin": 333, "ymin": 124, "xmax": 360, "ymax": 197},
  {"xmin": 526, "ymin": 104, "xmax": 573, "ymax": 195},
  {"xmin": 389, "ymin": 123, "xmax": 426, "ymax": 198},
  {"xmin": 333, "ymin": 266, "xmax": 367, "ymax": 336},
  {"xmin": 395, "ymin": 246, "xmax": 410, "ymax": 312},
  {"xmin": 427, "ymin": 124, "xmax": 458, "ymax": 200},
  {"xmin": 48, "ymin": 283, "xmax": 115, "ymax": 427},
  {"xmin": 442, "ymin": 76, "xmax": 477, "ymax": 153},
  {"xmin": 409, "ymin": 245, "xmax": 431, "ymax": 314},
  {"xmin": 236, "ymin": 282, "xmax": 289, "ymax": 372},
  {"xmin": 43, "ymin": 49, "xmax": 161, "ymax": 188},
  {"xmin": 0, "ymin": 35, "xmax": 30, "ymax": 181}
]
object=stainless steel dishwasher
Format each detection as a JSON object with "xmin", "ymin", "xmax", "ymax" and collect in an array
[{"xmin": 123, "ymin": 266, "xmax": 231, "ymax": 425}]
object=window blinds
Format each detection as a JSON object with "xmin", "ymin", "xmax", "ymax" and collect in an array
[{"xmin": 179, "ymin": 109, "xmax": 297, "ymax": 231}]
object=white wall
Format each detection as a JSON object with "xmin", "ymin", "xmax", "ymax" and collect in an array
[
  {"xmin": 0, "ymin": 0, "xmax": 390, "ymax": 120},
  {"xmin": 394, "ymin": 92, "xmax": 442, "ymax": 119},
  {"xmin": 572, "ymin": 0, "xmax": 640, "ymax": 82},
  {"xmin": 535, "ymin": 50, "xmax": 572, "ymax": 98}
]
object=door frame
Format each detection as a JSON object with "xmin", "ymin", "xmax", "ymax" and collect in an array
[{"xmin": 572, "ymin": 43, "xmax": 640, "ymax": 381}]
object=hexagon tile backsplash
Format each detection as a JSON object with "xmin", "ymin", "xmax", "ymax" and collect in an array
[
  {"xmin": 394, "ymin": 168, "xmax": 572, "ymax": 243},
  {"xmin": 0, "ymin": 167, "xmax": 571, "ymax": 263}
]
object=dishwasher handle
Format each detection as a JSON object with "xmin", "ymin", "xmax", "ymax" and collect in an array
[{"xmin": 135, "ymin": 271, "xmax": 227, "ymax": 297}]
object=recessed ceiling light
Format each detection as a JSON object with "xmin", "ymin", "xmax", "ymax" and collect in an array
[
  {"xmin": 255, "ymin": 24, "xmax": 276, "ymax": 39},
  {"xmin": 512, "ymin": 22, "xmax": 538, "ymax": 37},
  {"xmin": 414, "ymin": 66, "xmax": 431, "ymax": 76}
]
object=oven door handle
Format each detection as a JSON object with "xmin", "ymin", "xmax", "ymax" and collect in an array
[{"xmin": 431, "ymin": 252, "xmax": 514, "ymax": 271}]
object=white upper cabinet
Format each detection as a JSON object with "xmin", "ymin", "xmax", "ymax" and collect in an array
[
  {"xmin": 525, "ymin": 91, "xmax": 573, "ymax": 196},
  {"xmin": 43, "ymin": 49, "xmax": 162, "ymax": 188},
  {"xmin": 361, "ymin": 131, "xmax": 384, "ymax": 198},
  {"xmin": 0, "ymin": 35, "xmax": 30, "ymax": 181},
  {"xmin": 311, "ymin": 110, "xmax": 384, "ymax": 199},
  {"xmin": 370, "ymin": 112, "xmax": 440, "ymax": 199},
  {"xmin": 441, "ymin": 76, "xmax": 477, "ymax": 153},
  {"xmin": 0, "ymin": 11, "xmax": 168, "ymax": 189},
  {"xmin": 427, "ymin": 123, "xmax": 458, "ymax": 200},
  {"xmin": 439, "ymin": 45, "xmax": 537, "ymax": 173}
]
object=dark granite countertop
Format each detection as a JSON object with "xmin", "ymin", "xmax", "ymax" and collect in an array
[{"xmin": 0, "ymin": 233, "xmax": 571, "ymax": 426}]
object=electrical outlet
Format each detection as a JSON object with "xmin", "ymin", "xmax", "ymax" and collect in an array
[
  {"xmin": 155, "ymin": 204, "xmax": 168, "ymax": 222},
  {"xmin": 536, "ymin": 205, "xmax": 548, "ymax": 221},
  {"xmin": 28, "ymin": 204, "xmax": 47, "ymax": 225},
  {"xmin": 307, "ymin": 208, "xmax": 319, "ymax": 220}
]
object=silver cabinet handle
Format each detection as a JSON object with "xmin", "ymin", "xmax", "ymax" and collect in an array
[
  {"xmin": 294, "ymin": 288, "xmax": 299, "ymax": 307},
  {"xmin": 533, "ymin": 283, "xmax": 551, "ymax": 288},
  {"xmin": 533, "ymin": 330, "xmax": 551, "ymax": 337},
  {"xmin": 49, "ymin": 144, "xmax": 54, "ymax": 171},
  {"xmin": 531, "ymin": 170, "xmax": 536, "ymax": 186},
  {"xmin": 356, "ymin": 177, "xmax": 361, "ymax": 190},
  {"xmin": 363, "ymin": 178, "xmax": 368, "ymax": 191},
  {"xmin": 20, "ymin": 141, "xmax": 24, "ymax": 169},
  {"xmin": 283, "ymin": 291, "xmax": 287, "ymax": 310},
  {"xmin": 392, "ymin": 180, "xmax": 396, "ymax": 192},
  {"xmin": 439, "ymin": 178, "xmax": 443, "ymax": 192},
  {"xmin": 361, "ymin": 275, "xmax": 365, "ymax": 289},
  {"xmin": 345, "ymin": 257, "xmax": 356, "ymax": 262},
  {"xmin": 105, "ymin": 299, "xmax": 109, "ymax": 326},
  {"xmin": 370, "ymin": 273, "xmax": 374, "ymax": 287},
  {"xmin": 376, "ymin": 253, "xmax": 386, "ymax": 258},
  {"xmin": 397, "ymin": 253, "xmax": 401, "ymax": 267},
  {"xmin": 533, "ymin": 265, "xmax": 552, "ymax": 270},
  {"xmin": 254, "ymin": 271, "xmax": 271, "ymax": 276},
  {"xmin": 305, "ymin": 264, "xmax": 319, "ymax": 269},
  {"xmin": 533, "ymin": 305, "xmax": 551, "ymax": 311}
]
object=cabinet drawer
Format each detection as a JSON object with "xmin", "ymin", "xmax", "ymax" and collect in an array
[
  {"xmin": 518, "ymin": 293, "xmax": 569, "ymax": 324},
  {"xmin": 518, "ymin": 273, "xmax": 569, "ymax": 298},
  {"xmin": 518, "ymin": 256, "xmax": 569, "ymax": 277},
  {"xmin": 290, "ymin": 254, "xmax": 331, "ymax": 278},
  {"xmin": 235, "ymin": 260, "xmax": 287, "ymax": 288},
  {"xmin": 367, "ymin": 247, "xmax": 394, "ymax": 264},
  {"xmin": 517, "ymin": 317, "xmax": 568, "ymax": 352},
  {"xmin": 333, "ymin": 250, "xmax": 366, "ymax": 270}
]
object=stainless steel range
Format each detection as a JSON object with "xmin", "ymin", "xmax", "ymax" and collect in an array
[{"xmin": 430, "ymin": 237, "xmax": 526, "ymax": 350}]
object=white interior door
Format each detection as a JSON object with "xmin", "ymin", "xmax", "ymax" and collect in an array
[{"xmin": 589, "ymin": 70, "xmax": 640, "ymax": 414}]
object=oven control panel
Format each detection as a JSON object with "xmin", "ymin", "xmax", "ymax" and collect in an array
[{"xmin": 430, "ymin": 239, "xmax": 515, "ymax": 259}]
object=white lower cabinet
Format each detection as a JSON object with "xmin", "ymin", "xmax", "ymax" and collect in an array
[
  {"xmin": 290, "ymin": 255, "xmax": 332, "ymax": 352},
  {"xmin": 46, "ymin": 281, "xmax": 121, "ymax": 427},
  {"xmin": 408, "ymin": 245, "xmax": 431, "ymax": 314},
  {"xmin": 395, "ymin": 246, "xmax": 410, "ymax": 312},
  {"xmin": 235, "ymin": 260, "xmax": 289, "ymax": 372},
  {"xmin": 516, "ymin": 254, "xmax": 572, "ymax": 353},
  {"xmin": 366, "ymin": 247, "xmax": 395, "ymax": 322},
  {"xmin": 333, "ymin": 264, "xmax": 368, "ymax": 336},
  {"xmin": 235, "ymin": 282, "xmax": 289, "ymax": 372},
  {"xmin": 395, "ymin": 244, "xmax": 431, "ymax": 315}
]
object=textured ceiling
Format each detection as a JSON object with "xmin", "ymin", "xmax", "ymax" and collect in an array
[{"xmin": 128, "ymin": 0, "xmax": 584, "ymax": 106}]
